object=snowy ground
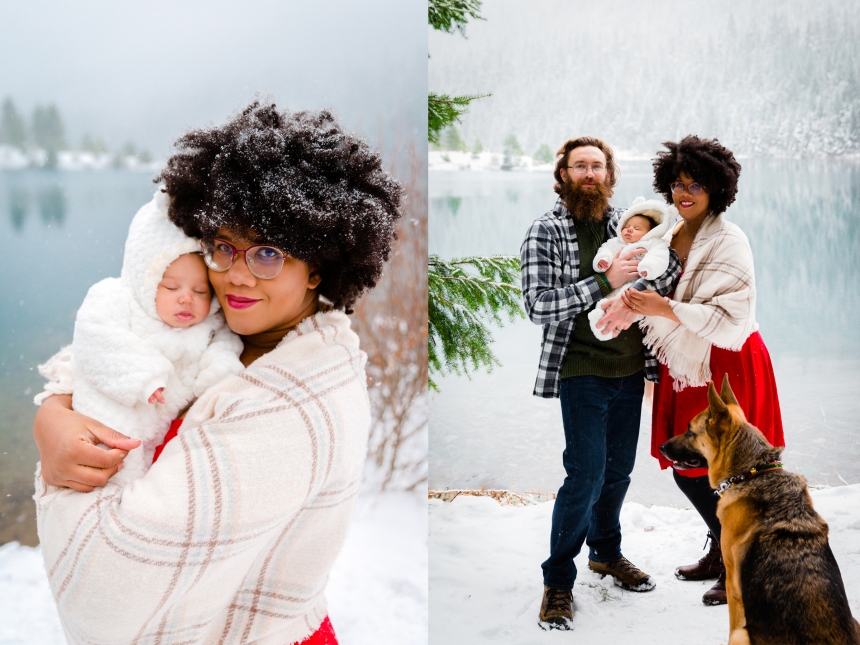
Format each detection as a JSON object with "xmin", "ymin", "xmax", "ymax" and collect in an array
[
  {"xmin": 430, "ymin": 483, "xmax": 860, "ymax": 644},
  {"xmin": 0, "ymin": 490, "xmax": 427, "ymax": 645}
]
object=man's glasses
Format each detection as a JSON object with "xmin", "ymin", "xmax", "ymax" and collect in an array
[
  {"xmin": 670, "ymin": 181, "xmax": 705, "ymax": 196},
  {"xmin": 567, "ymin": 163, "xmax": 606, "ymax": 175},
  {"xmin": 200, "ymin": 238, "xmax": 288, "ymax": 279}
]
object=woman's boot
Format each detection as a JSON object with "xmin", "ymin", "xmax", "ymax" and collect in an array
[
  {"xmin": 702, "ymin": 569, "xmax": 727, "ymax": 605},
  {"xmin": 675, "ymin": 531, "xmax": 723, "ymax": 581}
]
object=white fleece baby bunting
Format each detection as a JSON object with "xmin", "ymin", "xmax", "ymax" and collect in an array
[
  {"xmin": 36, "ymin": 189, "xmax": 243, "ymax": 481},
  {"xmin": 34, "ymin": 310, "xmax": 369, "ymax": 645},
  {"xmin": 587, "ymin": 197, "xmax": 676, "ymax": 341}
]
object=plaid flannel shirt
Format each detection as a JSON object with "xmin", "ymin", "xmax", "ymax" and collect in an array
[{"xmin": 520, "ymin": 198, "xmax": 682, "ymax": 398}]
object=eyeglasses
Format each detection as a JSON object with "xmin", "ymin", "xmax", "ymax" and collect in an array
[
  {"xmin": 670, "ymin": 181, "xmax": 705, "ymax": 196},
  {"xmin": 567, "ymin": 163, "xmax": 606, "ymax": 175},
  {"xmin": 200, "ymin": 238, "xmax": 289, "ymax": 279}
]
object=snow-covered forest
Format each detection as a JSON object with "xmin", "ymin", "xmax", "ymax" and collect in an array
[
  {"xmin": 0, "ymin": 98, "xmax": 155, "ymax": 170},
  {"xmin": 429, "ymin": 0, "xmax": 860, "ymax": 157}
]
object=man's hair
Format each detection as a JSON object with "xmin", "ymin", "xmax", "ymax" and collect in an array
[
  {"xmin": 553, "ymin": 136, "xmax": 619, "ymax": 195},
  {"xmin": 155, "ymin": 101, "xmax": 402, "ymax": 312},
  {"xmin": 652, "ymin": 135, "xmax": 741, "ymax": 215}
]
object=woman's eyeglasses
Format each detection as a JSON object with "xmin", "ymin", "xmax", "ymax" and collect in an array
[
  {"xmin": 200, "ymin": 238, "xmax": 288, "ymax": 279},
  {"xmin": 670, "ymin": 181, "xmax": 705, "ymax": 196}
]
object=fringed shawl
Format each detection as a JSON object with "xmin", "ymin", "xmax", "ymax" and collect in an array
[{"xmin": 640, "ymin": 213, "xmax": 758, "ymax": 391}]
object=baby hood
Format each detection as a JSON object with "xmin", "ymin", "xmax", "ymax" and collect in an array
[
  {"xmin": 617, "ymin": 196, "xmax": 678, "ymax": 242},
  {"xmin": 120, "ymin": 188, "xmax": 218, "ymax": 321}
]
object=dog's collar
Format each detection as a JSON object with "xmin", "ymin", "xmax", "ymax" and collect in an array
[{"xmin": 714, "ymin": 461, "xmax": 783, "ymax": 497}]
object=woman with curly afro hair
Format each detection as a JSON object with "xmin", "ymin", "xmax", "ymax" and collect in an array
[
  {"xmin": 33, "ymin": 101, "xmax": 402, "ymax": 644},
  {"xmin": 620, "ymin": 135, "xmax": 785, "ymax": 607}
]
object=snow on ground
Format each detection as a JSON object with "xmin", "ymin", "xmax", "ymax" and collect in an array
[
  {"xmin": 430, "ymin": 484, "xmax": 860, "ymax": 645},
  {"xmin": 0, "ymin": 490, "xmax": 427, "ymax": 645}
]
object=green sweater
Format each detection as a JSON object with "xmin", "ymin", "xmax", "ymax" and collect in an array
[{"xmin": 560, "ymin": 217, "xmax": 645, "ymax": 379}]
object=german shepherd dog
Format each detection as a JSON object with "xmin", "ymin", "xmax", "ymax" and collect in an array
[{"xmin": 660, "ymin": 375, "xmax": 860, "ymax": 645}]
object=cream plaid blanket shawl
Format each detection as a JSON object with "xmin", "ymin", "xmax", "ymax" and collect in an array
[
  {"xmin": 34, "ymin": 310, "xmax": 369, "ymax": 645},
  {"xmin": 640, "ymin": 213, "xmax": 758, "ymax": 391}
]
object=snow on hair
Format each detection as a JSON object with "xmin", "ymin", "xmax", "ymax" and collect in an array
[{"xmin": 155, "ymin": 101, "xmax": 402, "ymax": 311}]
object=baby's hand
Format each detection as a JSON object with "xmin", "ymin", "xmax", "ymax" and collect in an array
[
  {"xmin": 597, "ymin": 259, "xmax": 609, "ymax": 270},
  {"xmin": 148, "ymin": 388, "xmax": 165, "ymax": 405},
  {"xmin": 639, "ymin": 269, "xmax": 648, "ymax": 278}
]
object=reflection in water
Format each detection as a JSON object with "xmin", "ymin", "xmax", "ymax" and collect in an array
[
  {"xmin": 8, "ymin": 188, "xmax": 28, "ymax": 231},
  {"xmin": 3, "ymin": 182, "xmax": 68, "ymax": 232},
  {"xmin": 0, "ymin": 170, "xmax": 156, "ymax": 545},
  {"xmin": 446, "ymin": 196, "xmax": 462, "ymax": 216},
  {"xmin": 38, "ymin": 184, "xmax": 66, "ymax": 226}
]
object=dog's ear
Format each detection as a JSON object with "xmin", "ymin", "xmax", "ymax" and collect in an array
[
  {"xmin": 707, "ymin": 381, "xmax": 728, "ymax": 417},
  {"xmin": 720, "ymin": 374, "xmax": 739, "ymax": 407}
]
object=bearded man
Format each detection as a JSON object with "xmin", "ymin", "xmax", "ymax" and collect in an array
[{"xmin": 520, "ymin": 136, "xmax": 681, "ymax": 630}]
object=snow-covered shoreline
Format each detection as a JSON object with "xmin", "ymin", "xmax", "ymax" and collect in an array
[
  {"xmin": 0, "ymin": 490, "xmax": 427, "ymax": 645},
  {"xmin": 0, "ymin": 145, "xmax": 162, "ymax": 172},
  {"xmin": 430, "ymin": 483, "xmax": 860, "ymax": 644}
]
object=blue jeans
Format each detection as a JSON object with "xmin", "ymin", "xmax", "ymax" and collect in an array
[{"xmin": 541, "ymin": 372, "xmax": 644, "ymax": 590}]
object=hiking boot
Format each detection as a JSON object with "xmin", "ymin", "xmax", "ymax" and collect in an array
[
  {"xmin": 702, "ymin": 569, "xmax": 727, "ymax": 605},
  {"xmin": 587, "ymin": 557, "xmax": 656, "ymax": 592},
  {"xmin": 538, "ymin": 586, "xmax": 574, "ymax": 630},
  {"xmin": 675, "ymin": 532, "xmax": 724, "ymax": 581}
]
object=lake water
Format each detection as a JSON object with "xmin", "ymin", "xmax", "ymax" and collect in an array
[
  {"xmin": 429, "ymin": 159, "xmax": 860, "ymax": 507},
  {"xmin": 0, "ymin": 170, "xmax": 160, "ymax": 544}
]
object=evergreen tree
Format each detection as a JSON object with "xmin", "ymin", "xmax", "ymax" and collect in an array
[
  {"xmin": 428, "ymin": 0, "xmax": 490, "ymax": 144},
  {"xmin": 32, "ymin": 104, "xmax": 66, "ymax": 168},
  {"xmin": 0, "ymin": 98, "xmax": 27, "ymax": 149},
  {"xmin": 81, "ymin": 134, "xmax": 108, "ymax": 153},
  {"xmin": 440, "ymin": 126, "xmax": 468, "ymax": 151},
  {"xmin": 472, "ymin": 138, "xmax": 483, "ymax": 155},
  {"xmin": 533, "ymin": 143, "xmax": 554, "ymax": 164},
  {"xmin": 428, "ymin": 2, "xmax": 524, "ymax": 389},
  {"xmin": 503, "ymin": 133, "xmax": 524, "ymax": 157},
  {"xmin": 428, "ymin": 255, "xmax": 523, "ymax": 390}
]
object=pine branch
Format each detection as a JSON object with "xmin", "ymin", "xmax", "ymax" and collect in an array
[
  {"xmin": 428, "ymin": 0, "xmax": 484, "ymax": 36},
  {"xmin": 428, "ymin": 254, "xmax": 525, "ymax": 390},
  {"xmin": 428, "ymin": 93, "xmax": 490, "ymax": 145}
]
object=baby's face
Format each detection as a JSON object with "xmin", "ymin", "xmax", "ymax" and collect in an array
[
  {"xmin": 620, "ymin": 215, "xmax": 652, "ymax": 243},
  {"xmin": 155, "ymin": 253, "xmax": 212, "ymax": 328}
]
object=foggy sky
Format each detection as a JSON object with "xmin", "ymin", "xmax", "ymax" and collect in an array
[{"xmin": 1, "ymin": 0, "xmax": 426, "ymax": 155}]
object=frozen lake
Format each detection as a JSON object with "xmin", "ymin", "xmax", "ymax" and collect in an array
[
  {"xmin": 0, "ymin": 170, "xmax": 159, "ymax": 544},
  {"xmin": 429, "ymin": 159, "xmax": 860, "ymax": 506}
]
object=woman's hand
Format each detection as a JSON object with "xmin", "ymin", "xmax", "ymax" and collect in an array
[
  {"xmin": 594, "ymin": 295, "xmax": 638, "ymax": 337},
  {"xmin": 604, "ymin": 246, "xmax": 646, "ymax": 289},
  {"xmin": 621, "ymin": 289, "xmax": 680, "ymax": 322},
  {"xmin": 34, "ymin": 395, "xmax": 141, "ymax": 492}
]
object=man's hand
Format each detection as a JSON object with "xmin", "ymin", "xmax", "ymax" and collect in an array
[
  {"xmin": 595, "ymin": 295, "xmax": 638, "ymax": 338},
  {"xmin": 34, "ymin": 395, "xmax": 141, "ymax": 492},
  {"xmin": 604, "ymin": 247, "xmax": 646, "ymax": 289}
]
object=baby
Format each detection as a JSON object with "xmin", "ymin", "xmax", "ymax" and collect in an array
[
  {"xmin": 35, "ymin": 189, "xmax": 243, "ymax": 483},
  {"xmin": 588, "ymin": 196, "xmax": 677, "ymax": 341}
]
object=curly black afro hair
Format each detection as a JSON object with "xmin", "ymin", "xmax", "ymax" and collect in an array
[
  {"xmin": 155, "ymin": 101, "xmax": 402, "ymax": 311},
  {"xmin": 652, "ymin": 135, "xmax": 742, "ymax": 215}
]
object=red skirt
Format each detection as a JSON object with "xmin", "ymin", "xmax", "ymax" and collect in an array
[
  {"xmin": 651, "ymin": 330, "xmax": 785, "ymax": 478},
  {"xmin": 151, "ymin": 422, "xmax": 339, "ymax": 645}
]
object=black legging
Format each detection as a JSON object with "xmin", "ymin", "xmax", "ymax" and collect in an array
[{"xmin": 672, "ymin": 470, "xmax": 722, "ymax": 544}]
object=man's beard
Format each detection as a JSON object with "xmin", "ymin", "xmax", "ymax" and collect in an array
[{"xmin": 558, "ymin": 177, "xmax": 611, "ymax": 223}]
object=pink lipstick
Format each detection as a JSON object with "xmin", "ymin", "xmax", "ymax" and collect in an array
[{"xmin": 226, "ymin": 295, "xmax": 260, "ymax": 310}]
